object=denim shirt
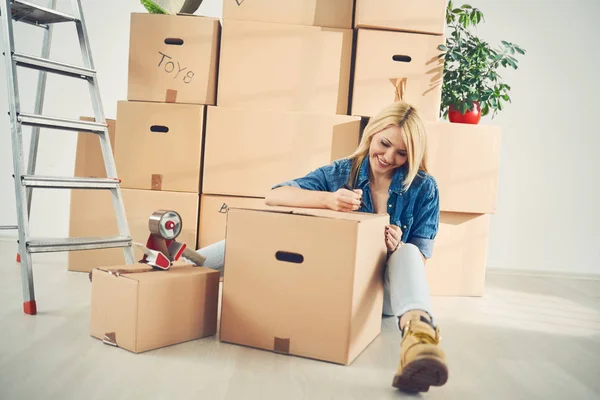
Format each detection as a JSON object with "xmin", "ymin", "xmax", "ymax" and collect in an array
[{"xmin": 272, "ymin": 157, "xmax": 440, "ymax": 259}]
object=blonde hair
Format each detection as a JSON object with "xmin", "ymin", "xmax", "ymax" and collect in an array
[{"xmin": 347, "ymin": 101, "xmax": 428, "ymax": 191}]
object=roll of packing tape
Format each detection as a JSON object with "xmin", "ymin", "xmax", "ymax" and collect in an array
[
  {"xmin": 148, "ymin": 210, "xmax": 183, "ymax": 240},
  {"xmin": 142, "ymin": 0, "xmax": 204, "ymax": 15}
]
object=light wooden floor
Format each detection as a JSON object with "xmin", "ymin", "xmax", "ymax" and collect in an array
[{"xmin": 0, "ymin": 240, "xmax": 599, "ymax": 400}]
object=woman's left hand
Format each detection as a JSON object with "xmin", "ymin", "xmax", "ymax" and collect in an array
[{"xmin": 385, "ymin": 224, "xmax": 403, "ymax": 253}]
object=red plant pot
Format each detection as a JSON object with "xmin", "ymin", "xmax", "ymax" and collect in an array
[{"xmin": 448, "ymin": 101, "xmax": 482, "ymax": 124}]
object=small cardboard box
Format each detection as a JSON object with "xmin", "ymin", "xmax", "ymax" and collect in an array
[
  {"xmin": 114, "ymin": 101, "xmax": 204, "ymax": 193},
  {"xmin": 220, "ymin": 206, "xmax": 388, "ymax": 365},
  {"xmin": 355, "ymin": 0, "xmax": 446, "ymax": 35},
  {"xmin": 90, "ymin": 263, "xmax": 220, "ymax": 353},
  {"xmin": 223, "ymin": 0, "xmax": 354, "ymax": 29},
  {"xmin": 68, "ymin": 188, "xmax": 199, "ymax": 272},
  {"xmin": 351, "ymin": 28, "xmax": 445, "ymax": 121},
  {"xmin": 197, "ymin": 194, "xmax": 268, "ymax": 249},
  {"xmin": 202, "ymin": 106, "xmax": 360, "ymax": 197},
  {"xmin": 426, "ymin": 212, "xmax": 491, "ymax": 296},
  {"xmin": 74, "ymin": 117, "xmax": 116, "ymax": 178},
  {"xmin": 127, "ymin": 13, "xmax": 220, "ymax": 105},
  {"xmin": 217, "ymin": 20, "xmax": 353, "ymax": 115},
  {"xmin": 427, "ymin": 122, "xmax": 502, "ymax": 214}
]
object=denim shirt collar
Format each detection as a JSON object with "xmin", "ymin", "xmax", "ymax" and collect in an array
[{"xmin": 356, "ymin": 157, "xmax": 406, "ymax": 194}]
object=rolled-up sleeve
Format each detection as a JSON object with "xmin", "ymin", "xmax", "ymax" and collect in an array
[
  {"xmin": 271, "ymin": 163, "xmax": 335, "ymax": 192},
  {"xmin": 407, "ymin": 178, "xmax": 440, "ymax": 259}
]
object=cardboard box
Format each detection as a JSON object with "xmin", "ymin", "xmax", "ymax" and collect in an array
[
  {"xmin": 351, "ymin": 29, "xmax": 445, "ymax": 121},
  {"xmin": 355, "ymin": 0, "xmax": 446, "ymax": 35},
  {"xmin": 68, "ymin": 188, "xmax": 199, "ymax": 272},
  {"xmin": 220, "ymin": 206, "xmax": 388, "ymax": 365},
  {"xmin": 74, "ymin": 117, "xmax": 116, "ymax": 178},
  {"xmin": 426, "ymin": 212, "xmax": 490, "ymax": 296},
  {"xmin": 223, "ymin": 0, "xmax": 354, "ymax": 29},
  {"xmin": 127, "ymin": 13, "xmax": 220, "ymax": 105},
  {"xmin": 427, "ymin": 122, "xmax": 501, "ymax": 214},
  {"xmin": 202, "ymin": 106, "xmax": 360, "ymax": 197},
  {"xmin": 90, "ymin": 263, "xmax": 219, "ymax": 353},
  {"xmin": 115, "ymin": 101, "xmax": 204, "ymax": 193},
  {"xmin": 217, "ymin": 20, "xmax": 353, "ymax": 114},
  {"xmin": 197, "ymin": 194, "xmax": 268, "ymax": 249}
]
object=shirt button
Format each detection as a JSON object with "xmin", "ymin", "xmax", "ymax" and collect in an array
[{"xmin": 388, "ymin": 204, "xmax": 392, "ymax": 208}]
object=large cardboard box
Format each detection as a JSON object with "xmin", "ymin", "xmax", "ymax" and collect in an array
[
  {"xmin": 90, "ymin": 263, "xmax": 219, "ymax": 353},
  {"xmin": 355, "ymin": 0, "xmax": 446, "ymax": 35},
  {"xmin": 74, "ymin": 117, "xmax": 116, "ymax": 178},
  {"xmin": 197, "ymin": 194, "xmax": 268, "ymax": 249},
  {"xmin": 426, "ymin": 212, "xmax": 491, "ymax": 296},
  {"xmin": 220, "ymin": 206, "xmax": 388, "ymax": 365},
  {"xmin": 223, "ymin": 0, "xmax": 354, "ymax": 29},
  {"xmin": 127, "ymin": 13, "xmax": 220, "ymax": 105},
  {"xmin": 68, "ymin": 189, "xmax": 199, "ymax": 272},
  {"xmin": 217, "ymin": 20, "xmax": 353, "ymax": 115},
  {"xmin": 202, "ymin": 106, "xmax": 360, "ymax": 197},
  {"xmin": 115, "ymin": 101, "xmax": 204, "ymax": 193},
  {"xmin": 427, "ymin": 122, "xmax": 501, "ymax": 214},
  {"xmin": 351, "ymin": 29, "xmax": 445, "ymax": 121}
]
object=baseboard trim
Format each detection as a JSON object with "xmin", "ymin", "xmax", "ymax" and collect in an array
[{"xmin": 487, "ymin": 267, "xmax": 600, "ymax": 281}]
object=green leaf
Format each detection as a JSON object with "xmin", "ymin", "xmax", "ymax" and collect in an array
[
  {"xmin": 460, "ymin": 101, "xmax": 468, "ymax": 115},
  {"xmin": 463, "ymin": 4, "xmax": 472, "ymax": 9},
  {"xmin": 438, "ymin": 44, "xmax": 448, "ymax": 51},
  {"xmin": 481, "ymin": 103, "xmax": 490, "ymax": 116},
  {"xmin": 515, "ymin": 47, "xmax": 526, "ymax": 55},
  {"xmin": 502, "ymin": 94, "xmax": 510, "ymax": 101}
]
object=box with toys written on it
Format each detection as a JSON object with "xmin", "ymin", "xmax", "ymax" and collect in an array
[{"xmin": 127, "ymin": 12, "xmax": 220, "ymax": 105}]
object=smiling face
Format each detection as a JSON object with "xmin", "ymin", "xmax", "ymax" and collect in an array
[{"xmin": 368, "ymin": 125, "xmax": 408, "ymax": 178}]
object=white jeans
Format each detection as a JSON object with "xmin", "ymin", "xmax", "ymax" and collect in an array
[{"xmin": 194, "ymin": 240, "xmax": 434, "ymax": 323}]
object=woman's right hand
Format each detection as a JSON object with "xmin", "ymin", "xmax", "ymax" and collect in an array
[{"xmin": 327, "ymin": 188, "xmax": 363, "ymax": 212}]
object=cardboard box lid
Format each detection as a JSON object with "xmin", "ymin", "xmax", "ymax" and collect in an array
[
  {"xmin": 229, "ymin": 205, "xmax": 386, "ymax": 223},
  {"xmin": 96, "ymin": 263, "xmax": 215, "ymax": 282}
]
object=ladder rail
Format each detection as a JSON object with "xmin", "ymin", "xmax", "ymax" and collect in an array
[
  {"xmin": 1, "ymin": 0, "xmax": 35, "ymax": 306},
  {"xmin": 72, "ymin": 0, "xmax": 134, "ymax": 264},
  {"xmin": 26, "ymin": 0, "xmax": 56, "ymax": 224}
]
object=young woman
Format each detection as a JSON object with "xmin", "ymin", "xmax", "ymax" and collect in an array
[{"xmin": 195, "ymin": 101, "xmax": 449, "ymax": 393}]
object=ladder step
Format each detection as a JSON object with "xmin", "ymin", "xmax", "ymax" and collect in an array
[
  {"xmin": 22, "ymin": 175, "xmax": 120, "ymax": 189},
  {"xmin": 17, "ymin": 113, "xmax": 106, "ymax": 133},
  {"xmin": 13, "ymin": 52, "xmax": 95, "ymax": 79},
  {"xmin": 8, "ymin": 0, "xmax": 78, "ymax": 26},
  {"xmin": 27, "ymin": 236, "xmax": 132, "ymax": 253}
]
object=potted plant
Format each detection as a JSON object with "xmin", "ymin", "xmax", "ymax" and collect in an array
[{"xmin": 437, "ymin": 2, "xmax": 526, "ymax": 124}]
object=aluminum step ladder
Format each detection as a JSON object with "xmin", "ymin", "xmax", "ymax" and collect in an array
[{"xmin": 0, "ymin": 0, "xmax": 135, "ymax": 315}]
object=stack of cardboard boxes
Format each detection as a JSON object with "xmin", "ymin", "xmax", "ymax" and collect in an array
[
  {"xmin": 198, "ymin": 0, "xmax": 362, "ymax": 248},
  {"xmin": 70, "ymin": 1, "xmax": 502, "ymax": 361},
  {"xmin": 68, "ymin": 12, "xmax": 221, "ymax": 272},
  {"xmin": 352, "ymin": 0, "xmax": 502, "ymax": 297}
]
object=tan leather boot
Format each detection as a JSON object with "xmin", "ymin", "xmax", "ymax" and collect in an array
[{"xmin": 392, "ymin": 314, "xmax": 449, "ymax": 392}]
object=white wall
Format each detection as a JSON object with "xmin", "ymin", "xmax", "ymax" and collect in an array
[
  {"xmin": 1, "ymin": 0, "xmax": 599, "ymax": 275},
  {"xmin": 466, "ymin": 0, "xmax": 600, "ymax": 275}
]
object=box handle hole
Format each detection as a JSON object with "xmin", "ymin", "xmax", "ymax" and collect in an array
[
  {"xmin": 150, "ymin": 125, "xmax": 169, "ymax": 133},
  {"xmin": 164, "ymin": 38, "xmax": 184, "ymax": 46},
  {"xmin": 275, "ymin": 251, "xmax": 304, "ymax": 264},
  {"xmin": 392, "ymin": 55, "xmax": 412, "ymax": 63}
]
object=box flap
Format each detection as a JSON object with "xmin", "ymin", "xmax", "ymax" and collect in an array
[
  {"xmin": 94, "ymin": 263, "xmax": 215, "ymax": 282},
  {"xmin": 229, "ymin": 205, "xmax": 386, "ymax": 222}
]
